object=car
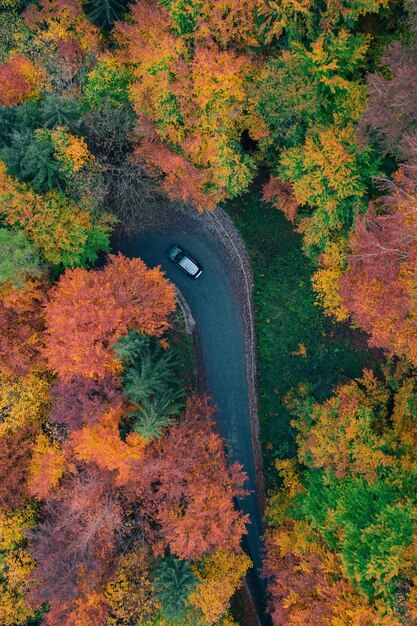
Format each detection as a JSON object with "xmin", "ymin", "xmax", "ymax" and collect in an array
[{"xmin": 166, "ymin": 244, "xmax": 203, "ymax": 279}]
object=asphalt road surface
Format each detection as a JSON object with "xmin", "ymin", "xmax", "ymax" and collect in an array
[{"xmin": 117, "ymin": 213, "xmax": 271, "ymax": 625}]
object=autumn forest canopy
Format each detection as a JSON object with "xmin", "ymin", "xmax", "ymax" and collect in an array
[{"xmin": 0, "ymin": 0, "xmax": 417, "ymax": 624}]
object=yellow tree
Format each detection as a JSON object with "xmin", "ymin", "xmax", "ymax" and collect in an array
[
  {"xmin": 189, "ymin": 550, "xmax": 252, "ymax": 624},
  {"xmin": 0, "ymin": 504, "xmax": 39, "ymax": 626}
]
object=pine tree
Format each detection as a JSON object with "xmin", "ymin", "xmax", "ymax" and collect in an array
[{"xmin": 153, "ymin": 555, "xmax": 196, "ymax": 624}]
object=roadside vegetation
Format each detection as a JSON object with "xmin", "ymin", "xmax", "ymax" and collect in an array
[{"xmin": 228, "ymin": 193, "xmax": 382, "ymax": 482}]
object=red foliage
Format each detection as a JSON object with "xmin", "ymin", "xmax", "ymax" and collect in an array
[
  {"xmin": 44, "ymin": 253, "xmax": 176, "ymax": 380},
  {"xmin": 341, "ymin": 148, "xmax": 417, "ymax": 364},
  {"xmin": 0, "ymin": 55, "xmax": 41, "ymax": 106},
  {"xmin": 51, "ymin": 375, "xmax": 124, "ymax": 430},
  {"xmin": 139, "ymin": 137, "xmax": 219, "ymax": 211},
  {"xmin": 360, "ymin": 42, "xmax": 417, "ymax": 156},
  {"xmin": 262, "ymin": 176, "xmax": 299, "ymax": 223},
  {"xmin": 0, "ymin": 284, "xmax": 45, "ymax": 376},
  {"xmin": 29, "ymin": 469, "xmax": 121, "ymax": 624},
  {"xmin": 129, "ymin": 396, "xmax": 249, "ymax": 560},
  {"xmin": 0, "ymin": 426, "xmax": 38, "ymax": 507},
  {"xmin": 263, "ymin": 529, "xmax": 364, "ymax": 626}
]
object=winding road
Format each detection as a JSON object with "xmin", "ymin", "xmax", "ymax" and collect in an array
[{"xmin": 117, "ymin": 210, "xmax": 271, "ymax": 625}]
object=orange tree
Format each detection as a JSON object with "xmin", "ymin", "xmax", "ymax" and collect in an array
[
  {"xmin": 44, "ymin": 253, "xmax": 176, "ymax": 380},
  {"xmin": 115, "ymin": 0, "xmax": 262, "ymax": 210}
]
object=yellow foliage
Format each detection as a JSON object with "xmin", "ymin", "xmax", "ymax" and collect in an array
[
  {"xmin": 275, "ymin": 458, "xmax": 303, "ymax": 499},
  {"xmin": 0, "ymin": 369, "xmax": 51, "ymax": 435},
  {"xmin": 105, "ymin": 543, "xmax": 159, "ymax": 625},
  {"xmin": 49, "ymin": 127, "xmax": 94, "ymax": 173},
  {"xmin": 25, "ymin": 0, "xmax": 102, "ymax": 53},
  {"xmin": 0, "ymin": 504, "xmax": 38, "ymax": 626},
  {"xmin": 312, "ymin": 239, "xmax": 349, "ymax": 321},
  {"xmin": 28, "ymin": 431, "xmax": 67, "ymax": 498},
  {"xmin": 189, "ymin": 550, "xmax": 251, "ymax": 624},
  {"xmin": 0, "ymin": 504, "xmax": 37, "ymax": 552}
]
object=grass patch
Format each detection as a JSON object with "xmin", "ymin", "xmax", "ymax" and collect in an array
[{"xmin": 227, "ymin": 192, "xmax": 382, "ymax": 487}]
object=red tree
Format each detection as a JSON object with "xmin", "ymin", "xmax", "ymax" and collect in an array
[
  {"xmin": 341, "ymin": 144, "xmax": 417, "ymax": 364},
  {"xmin": 0, "ymin": 283, "xmax": 45, "ymax": 376},
  {"xmin": 129, "ymin": 396, "xmax": 249, "ymax": 560},
  {"xmin": 50, "ymin": 374, "xmax": 124, "ymax": 430},
  {"xmin": 29, "ymin": 469, "xmax": 122, "ymax": 625},
  {"xmin": 0, "ymin": 55, "xmax": 43, "ymax": 106},
  {"xmin": 44, "ymin": 253, "xmax": 176, "ymax": 380},
  {"xmin": 0, "ymin": 426, "xmax": 38, "ymax": 508},
  {"xmin": 359, "ymin": 42, "xmax": 417, "ymax": 156}
]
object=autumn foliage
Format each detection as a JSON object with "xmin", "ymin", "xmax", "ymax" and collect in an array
[
  {"xmin": 341, "ymin": 146, "xmax": 417, "ymax": 364},
  {"xmin": 44, "ymin": 253, "xmax": 176, "ymax": 380},
  {"xmin": 265, "ymin": 367, "xmax": 417, "ymax": 624},
  {"xmin": 0, "ymin": 55, "xmax": 45, "ymax": 106},
  {"xmin": 0, "ymin": 162, "xmax": 111, "ymax": 268},
  {"xmin": 130, "ymin": 396, "xmax": 249, "ymax": 560}
]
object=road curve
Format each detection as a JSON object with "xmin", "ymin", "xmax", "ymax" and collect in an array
[{"xmin": 116, "ymin": 211, "xmax": 271, "ymax": 625}]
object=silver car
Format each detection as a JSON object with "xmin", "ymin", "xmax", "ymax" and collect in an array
[{"xmin": 166, "ymin": 245, "xmax": 203, "ymax": 279}]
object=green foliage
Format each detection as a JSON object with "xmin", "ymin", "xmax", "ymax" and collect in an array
[
  {"xmin": 83, "ymin": 57, "xmax": 134, "ymax": 110},
  {"xmin": 115, "ymin": 331, "xmax": 184, "ymax": 440},
  {"xmin": 40, "ymin": 94, "xmax": 81, "ymax": 131},
  {"xmin": 254, "ymin": 29, "xmax": 369, "ymax": 155},
  {"xmin": 227, "ymin": 193, "xmax": 381, "ymax": 482},
  {"xmin": 159, "ymin": 0, "xmax": 202, "ymax": 35},
  {"xmin": 85, "ymin": 0, "xmax": 128, "ymax": 30},
  {"xmin": 0, "ymin": 103, "xmax": 43, "ymax": 148},
  {"xmin": 278, "ymin": 125, "xmax": 379, "ymax": 256},
  {"xmin": 2, "ymin": 129, "xmax": 65, "ymax": 193},
  {"xmin": 153, "ymin": 555, "xmax": 197, "ymax": 624},
  {"xmin": 0, "ymin": 228, "xmax": 42, "ymax": 288},
  {"xmin": 0, "ymin": 9, "xmax": 31, "ymax": 63}
]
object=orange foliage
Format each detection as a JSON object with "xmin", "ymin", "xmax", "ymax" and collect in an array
[
  {"xmin": 341, "ymin": 157, "xmax": 417, "ymax": 364},
  {"xmin": 0, "ymin": 282, "xmax": 45, "ymax": 377},
  {"xmin": 262, "ymin": 176, "xmax": 299, "ymax": 223},
  {"xmin": 288, "ymin": 370, "xmax": 392, "ymax": 482},
  {"xmin": 264, "ymin": 522, "xmax": 398, "ymax": 626},
  {"xmin": 0, "ymin": 161, "xmax": 111, "ymax": 268},
  {"xmin": 116, "ymin": 2, "xmax": 257, "ymax": 210},
  {"xmin": 23, "ymin": 0, "xmax": 101, "ymax": 54},
  {"xmin": 71, "ymin": 407, "xmax": 146, "ymax": 485},
  {"xmin": 140, "ymin": 137, "xmax": 219, "ymax": 211},
  {"xmin": 0, "ymin": 55, "xmax": 45, "ymax": 106},
  {"xmin": 44, "ymin": 253, "xmax": 176, "ymax": 380},
  {"xmin": 131, "ymin": 396, "xmax": 249, "ymax": 560}
]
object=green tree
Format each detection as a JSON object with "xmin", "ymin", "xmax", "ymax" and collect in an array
[
  {"xmin": 83, "ymin": 56, "xmax": 133, "ymax": 110},
  {"xmin": 40, "ymin": 94, "xmax": 81, "ymax": 131},
  {"xmin": 278, "ymin": 124, "xmax": 378, "ymax": 257},
  {"xmin": 254, "ymin": 29, "xmax": 369, "ymax": 155},
  {"xmin": 115, "ymin": 332, "xmax": 184, "ymax": 440},
  {"xmin": 0, "ymin": 229, "xmax": 42, "ymax": 288},
  {"xmin": 153, "ymin": 555, "xmax": 197, "ymax": 624},
  {"xmin": 265, "ymin": 369, "xmax": 417, "ymax": 622},
  {"xmin": 85, "ymin": 0, "xmax": 128, "ymax": 30},
  {"xmin": 2, "ymin": 129, "xmax": 65, "ymax": 193}
]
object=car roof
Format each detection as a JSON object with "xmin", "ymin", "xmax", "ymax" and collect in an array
[{"xmin": 178, "ymin": 254, "xmax": 199, "ymax": 275}]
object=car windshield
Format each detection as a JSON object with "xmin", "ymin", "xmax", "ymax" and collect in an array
[{"xmin": 178, "ymin": 255, "xmax": 198, "ymax": 275}]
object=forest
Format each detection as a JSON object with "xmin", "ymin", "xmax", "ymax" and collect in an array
[{"xmin": 0, "ymin": 0, "xmax": 416, "ymax": 624}]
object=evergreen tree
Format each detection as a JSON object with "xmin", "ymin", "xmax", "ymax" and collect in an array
[
  {"xmin": 153, "ymin": 555, "xmax": 196, "ymax": 624},
  {"xmin": 85, "ymin": 0, "xmax": 128, "ymax": 31},
  {"xmin": 41, "ymin": 94, "xmax": 81, "ymax": 131}
]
